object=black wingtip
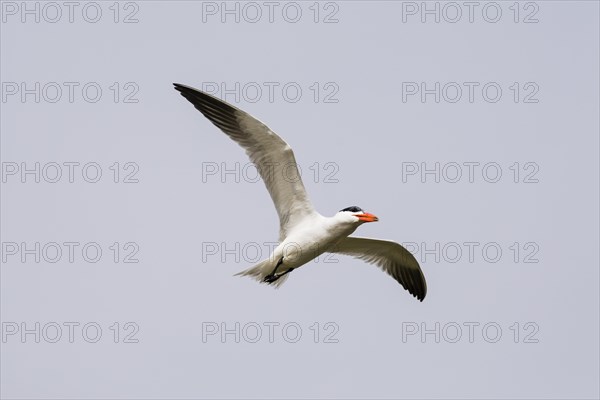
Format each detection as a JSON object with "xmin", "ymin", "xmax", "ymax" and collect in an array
[
  {"xmin": 173, "ymin": 82, "xmax": 191, "ymax": 93},
  {"xmin": 173, "ymin": 82, "xmax": 198, "ymax": 96},
  {"xmin": 418, "ymin": 287, "xmax": 426, "ymax": 302},
  {"xmin": 172, "ymin": 82, "xmax": 243, "ymax": 114}
]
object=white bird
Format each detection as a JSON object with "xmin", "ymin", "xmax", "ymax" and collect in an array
[{"xmin": 174, "ymin": 83, "xmax": 427, "ymax": 301}]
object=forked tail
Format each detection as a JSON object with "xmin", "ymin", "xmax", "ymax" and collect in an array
[{"xmin": 234, "ymin": 259, "xmax": 290, "ymax": 288}]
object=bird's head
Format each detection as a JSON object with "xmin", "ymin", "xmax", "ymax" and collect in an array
[{"xmin": 337, "ymin": 206, "xmax": 379, "ymax": 224}]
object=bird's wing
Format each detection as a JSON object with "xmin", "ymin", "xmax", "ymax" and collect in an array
[
  {"xmin": 329, "ymin": 236, "xmax": 427, "ymax": 301},
  {"xmin": 174, "ymin": 83, "xmax": 316, "ymax": 237}
]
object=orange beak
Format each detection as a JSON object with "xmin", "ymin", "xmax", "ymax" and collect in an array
[{"xmin": 357, "ymin": 212, "xmax": 379, "ymax": 222}]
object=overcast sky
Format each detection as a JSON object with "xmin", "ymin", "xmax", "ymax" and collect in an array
[{"xmin": 1, "ymin": 1, "xmax": 599, "ymax": 399}]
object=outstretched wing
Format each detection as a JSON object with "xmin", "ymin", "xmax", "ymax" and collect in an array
[
  {"xmin": 329, "ymin": 236, "xmax": 427, "ymax": 301},
  {"xmin": 174, "ymin": 83, "xmax": 316, "ymax": 238}
]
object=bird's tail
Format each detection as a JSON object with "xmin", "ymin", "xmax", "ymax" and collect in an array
[{"xmin": 234, "ymin": 259, "xmax": 290, "ymax": 288}]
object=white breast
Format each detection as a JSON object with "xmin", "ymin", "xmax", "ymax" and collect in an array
[{"xmin": 275, "ymin": 214, "xmax": 358, "ymax": 269}]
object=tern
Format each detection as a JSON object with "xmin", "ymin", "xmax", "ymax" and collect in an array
[{"xmin": 174, "ymin": 83, "xmax": 427, "ymax": 301}]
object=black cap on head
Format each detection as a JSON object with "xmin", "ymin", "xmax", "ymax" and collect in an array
[{"xmin": 339, "ymin": 206, "xmax": 363, "ymax": 213}]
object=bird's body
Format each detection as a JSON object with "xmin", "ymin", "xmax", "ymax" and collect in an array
[
  {"xmin": 174, "ymin": 83, "xmax": 427, "ymax": 301},
  {"xmin": 265, "ymin": 214, "xmax": 358, "ymax": 272},
  {"xmin": 228, "ymin": 207, "xmax": 366, "ymax": 287}
]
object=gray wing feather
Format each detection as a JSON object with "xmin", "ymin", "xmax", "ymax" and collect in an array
[
  {"xmin": 329, "ymin": 236, "xmax": 427, "ymax": 301},
  {"xmin": 174, "ymin": 83, "xmax": 315, "ymax": 238}
]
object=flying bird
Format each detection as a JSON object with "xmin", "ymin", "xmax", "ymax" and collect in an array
[{"xmin": 174, "ymin": 83, "xmax": 427, "ymax": 301}]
